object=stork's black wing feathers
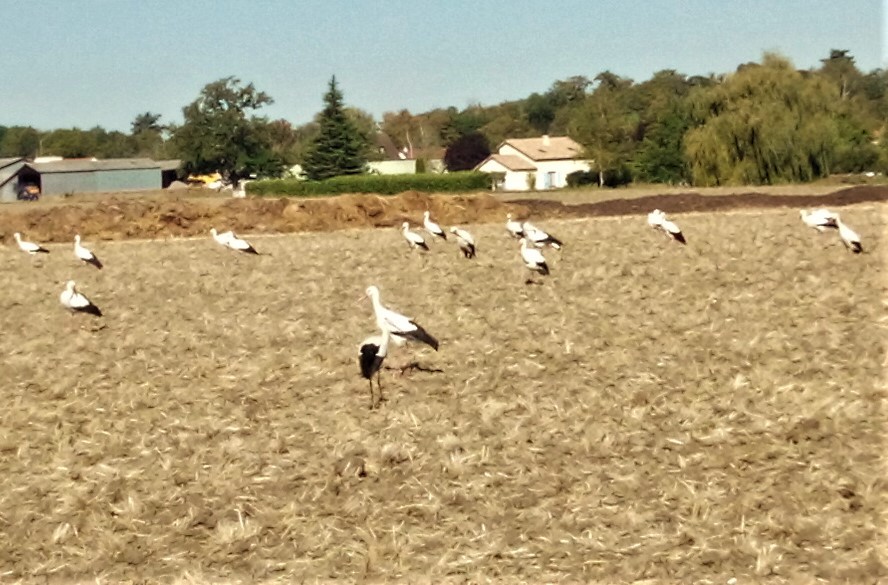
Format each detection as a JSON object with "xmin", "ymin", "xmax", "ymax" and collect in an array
[
  {"xmin": 398, "ymin": 322, "xmax": 439, "ymax": 351},
  {"xmin": 77, "ymin": 303, "xmax": 103, "ymax": 317}
]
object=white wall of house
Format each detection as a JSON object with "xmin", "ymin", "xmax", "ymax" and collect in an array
[
  {"xmin": 491, "ymin": 143, "xmax": 591, "ymax": 190},
  {"xmin": 366, "ymin": 160, "xmax": 417, "ymax": 175},
  {"xmin": 497, "ymin": 144, "xmax": 528, "ymax": 160},
  {"xmin": 476, "ymin": 159, "xmax": 532, "ymax": 191},
  {"xmin": 531, "ymin": 159, "xmax": 592, "ymax": 189}
]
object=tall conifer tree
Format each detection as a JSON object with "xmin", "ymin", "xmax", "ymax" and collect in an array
[{"xmin": 301, "ymin": 76, "xmax": 368, "ymax": 180}]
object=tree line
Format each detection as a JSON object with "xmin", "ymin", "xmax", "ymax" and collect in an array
[{"xmin": 1, "ymin": 49, "xmax": 885, "ymax": 187}]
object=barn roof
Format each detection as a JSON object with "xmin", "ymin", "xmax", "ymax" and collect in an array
[
  {"xmin": 0, "ymin": 157, "xmax": 25, "ymax": 170},
  {"xmin": 156, "ymin": 159, "xmax": 182, "ymax": 172},
  {"xmin": 26, "ymin": 158, "xmax": 161, "ymax": 173},
  {"xmin": 0, "ymin": 158, "xmax": 26, "ymax": 188}
]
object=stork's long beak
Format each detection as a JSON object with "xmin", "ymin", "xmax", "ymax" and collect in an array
[{"xmin": 354, "ymin": 294, "xmax": 366, "ymax": 306}]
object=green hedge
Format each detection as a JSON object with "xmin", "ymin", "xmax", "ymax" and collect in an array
[{"xmin": 247, "ymin": 172, "xmax": 492, "ymax": 197}]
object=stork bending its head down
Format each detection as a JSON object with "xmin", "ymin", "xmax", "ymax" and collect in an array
[
  {"xmin": 520, "ymin": 237, "xmax": 549, "ymax": 283},
  {"xmin": 210, "ymin": 228, "xmax": 259, "ymax": 254},
  {"xmin": 647, "ymin": 209, "xmax": 686, "ymax": 244},
  {"xmin": 359, "ymin": 329, "xmax": 390, "ymax": 409},
  {"xmin": 449, "ymin": 226, "xmax": 476, "ymax": 259},
  {"xmin": 60, "ymin": 280, "xmax": 102, "ymax": 317},
  {"xmin": 800, "ymin": 208, "xmax": 839, "ymax": 233},
  {"xmin": 835, "ymin": 214, "xmax": 863, "ymax": 254}
]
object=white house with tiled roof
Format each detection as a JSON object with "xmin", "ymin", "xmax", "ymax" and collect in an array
[{"xmin": 475, "ymin": 135, "xmax": 591, "ymax": 191}]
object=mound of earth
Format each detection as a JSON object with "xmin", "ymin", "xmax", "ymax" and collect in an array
[
  {"xmin": 0, "ymin": 191, "xmax": 531, "ymax": 244},
  {"xmin": 1, "ymin": 186, "xmax": 886, "ymax": 244}
]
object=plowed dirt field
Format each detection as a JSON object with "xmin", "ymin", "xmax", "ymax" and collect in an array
[{"xmin": 0, "ymin": 187, "xmax": 885, "ymax": 583}]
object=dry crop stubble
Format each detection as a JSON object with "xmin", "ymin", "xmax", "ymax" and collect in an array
[{"xmin": 0, "ymin": 204, "xmax": 884, "ymax": 583}]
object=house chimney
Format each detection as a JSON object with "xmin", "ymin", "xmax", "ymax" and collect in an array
[{"xmin": 542, "ymin": 134, "xmax": 551, "ymax": 146}]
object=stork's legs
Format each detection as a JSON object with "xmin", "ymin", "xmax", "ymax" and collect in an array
[{"xmin": 368, "ymin": 373, "xmax": 386, "ymax": 409}]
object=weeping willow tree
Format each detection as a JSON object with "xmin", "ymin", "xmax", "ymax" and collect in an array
[{"xmin": 684, "ymin": 53, "xmax": 844, "ymax": 186}]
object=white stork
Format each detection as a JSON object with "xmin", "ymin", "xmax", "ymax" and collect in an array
[
  {"xmin": 401, "ymin": 222, "xmax": 429, "ymax": 251},
  {"xmin": 505, "ymin": 213, "xmax": 524, "ymax": 239},
  {"xmin": 359, "ymin": 329, "xmax": 390, "ymax": 409},
  {"xmin": 74, "ymin": 234, "xmax": 103, "ymax": 269},
  {"xmin": 14, "ymin": 232, "xmax": 49, "ymax": 255},
  {"xmin": 60, "ymin": 280, "xmax": 102, "ymax": 317},
  {"xmin": 364, "ymin": 285, "xmax": 439, "ymax": 350},
  {"xmin": 449, "ymin": 226, "xmax": 476, "ymax": 259},
  {"xmin": 522, "ymin": 221, "xmax": 563, "ymax": 249},
  {"xmin": 210, "ymin": 228, "xmax": 234, "ymax": 245},
  {"xmin": 800, "ymin": 208, "xmax": 839, "ymax": 232},
  {"xmin": 835, "ymin": 214, "xmax": 863, "ymax": 253},
  {"xmin": 423, "ymin": 211, "xmax": 447, "ymax": 240},
  {"xmin": 520, "ymin": 237, "xmax": 549, "ymax": 282},
  {"xmin": 647, "ymin": 209, "xmax": 686, "ymax": 244},
  {"xmin": 210, "ymin": 228, "xmax": 258, "ymax": 255}
]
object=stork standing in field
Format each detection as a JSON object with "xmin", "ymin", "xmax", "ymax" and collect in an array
[
  {"xmin": 358, "ymin": 329, "xmax": 390, "ymax": 409},
  {"xmin": 522, "ymin": 221, "xmax": 564, "ymax": 249},
  {"xmin": 505, "ymin": 213, "xmax": 524, "ymax": 239},
  {"xmin": 422, "ymin": 211, "xmax": 447, "ymax": 241},
  {"xmin": 210, "ymin": 228, "xmax": 259, "ymax": 255},
  {"xmin": 74, "ymin": 234, "xmax": 103, "ymax": 269},
  {"xmin": 520, "ymin": 237, "xmax": 549, "ymax": 283},
  {"xmin": 647, "ymin": 209, "xmax": 686, "ymax": 244},
  {"xmin": 14, "ymin": 232, "xmax": 49, "ymax": 255},
  {"xmin": 799, "ymin": 208, "xmax": 839, "ymax": 232},
  {"xmin": 835, "ymin": 214, "xmax": 863, "ymax": 253},
  {"xmin": 60, "ymin": 280, "xmax": 102, "ymax": 317},
  {"xmin": 449, "ymin": 226, "xmax": 476, "ymax": 259},
  {"xmin": 401, "ymin": 222, "xmax": 429, "ymax": 251},
  {"xmin": 364, "ymin": 285, "xmax": 439, "ymax": 351}
]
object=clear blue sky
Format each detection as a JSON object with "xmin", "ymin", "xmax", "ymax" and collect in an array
[{"xmin": 1, "ymin": 0, "xmax": 883, "ymax": 132}]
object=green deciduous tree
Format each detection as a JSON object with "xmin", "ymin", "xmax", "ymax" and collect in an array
[
  {"xmin": 0, "ymin": 126, "xmax": 41, "ymax": 157},
  {"xmin": 41, "ymin": 128, "xmax": 97, "ymax": 158},
  {"xmin": 568, "ymin": 84, "xmax": 637, "ymax": 186},
  {"xmin": 301, "ymin": 76, "xmax": 369, "ymax": 180},
  {"xmin": 632, "ymin": 70, "xmax": 694, "ymax": 183},
  {"xmin": 524, "ymin": 92, "xmax": 556, "ymax": 134},
  {"xmin": 634, "ymin": 102, "xmax": 692, "ymax": 184},
  {"xmin": 438, "ymin": 106, "xmax": 487, "ymax": 146},
  {"xmin": 684, "ymin": 53, "xmax": 846, "ymax": 186},
  {"xmin": 480, "ymin": 102, "xmax": 534, "ymax": 146},
  {"xmin": 344, "ymin": 107, "xmax": 381, "ymax": 161},
  {"xmin": 170, "ymin": 76, "xmax": 285, "ymax": 184}
]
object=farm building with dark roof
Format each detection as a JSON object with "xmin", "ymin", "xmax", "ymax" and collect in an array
[{"xmin": 3, "ymin": 158, "xmax": 166, "ymax": 200}]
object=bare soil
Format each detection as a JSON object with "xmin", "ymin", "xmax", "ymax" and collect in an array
[
  {"xmin": 0, "ymin": 185, "xmax": 886, "ymax": 244},
  {"xmin": 0, "ymin": 199, "xmax": 885, "ymax": 583}
]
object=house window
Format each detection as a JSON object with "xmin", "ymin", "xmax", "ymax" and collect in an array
[{"xmin": 544, "ymin": 171, "xmax": 556, "ymax": 189}]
